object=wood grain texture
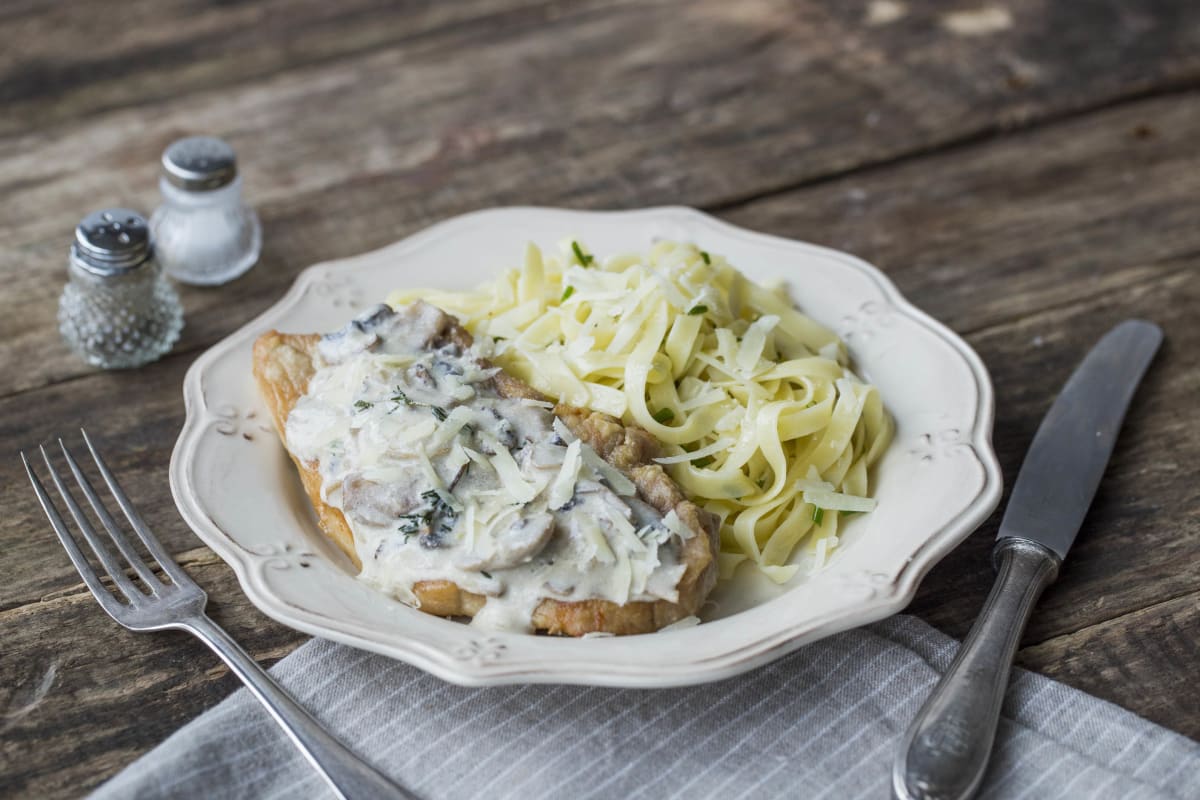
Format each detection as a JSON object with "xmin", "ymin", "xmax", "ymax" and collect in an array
[
  {"xmin": 4, "ymin": 0, "xmax": 1200, "ymax": 396},
  {"xmin": 0, "ymin": 355, "xmax": 195, "ymax": 612},
  {"xmin": 0, "ymin": 550, "xmax": 305, "ymax": 799},
  {"xmin": 2, "ymin": 1, "xmax": 1199, "ymax": 797},
  {"xmin": 723, "ymin": 93, "xmax": 1200, "ymax": 337},
  {"xmin": 915, "ymin": 269, "xmax": 1199, "ymax": 643},
  {"xmin": 1018, "ymin": 593, "xmax": 1200, "ymax": 736}
]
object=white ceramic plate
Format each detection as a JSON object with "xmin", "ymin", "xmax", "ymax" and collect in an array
[{"xmin": 171, "ymin": 206, "xmax": 1001, "ymax": 687}]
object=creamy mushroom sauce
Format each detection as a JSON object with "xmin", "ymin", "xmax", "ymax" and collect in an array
[{"xmin": 286, "ymin": 302, "xmax": 691, "ymax": 632}]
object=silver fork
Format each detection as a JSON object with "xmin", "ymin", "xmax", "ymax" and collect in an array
[{"xmin": 22, "ymin": 431, "xmax": 417, "ymax": 800}]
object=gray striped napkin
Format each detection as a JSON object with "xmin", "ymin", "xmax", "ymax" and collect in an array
[{"xmin": 91, "ymin": 615, "xmax": 1200, "ymax": 799}]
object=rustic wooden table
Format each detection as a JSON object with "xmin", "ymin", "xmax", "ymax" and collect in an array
[{"xmin": 3, "ymin": 2, "xmax": 1198, "ymax": 796}]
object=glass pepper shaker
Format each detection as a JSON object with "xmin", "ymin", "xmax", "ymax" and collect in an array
[
  {"xmin": 150, "ymin": 136, "xmax": 261, "ymax": 285},
  {"xmin": 58, "ymin": 209, "xmax": 184, "ymax": 369}
]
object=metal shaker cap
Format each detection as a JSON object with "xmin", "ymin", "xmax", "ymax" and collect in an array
[
  {"xmin": 162, "ymin": 136, "xmax": 237, "ymax": 191},
  {"xmin": 72, "ymin": 209, "xmax": 153, "ymax": 275}
]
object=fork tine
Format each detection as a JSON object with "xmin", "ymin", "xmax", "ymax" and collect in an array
[
  {"xmin": 80, "ymin": 429, "xmax": 193, "ymax": 587},
  {"xmin": 22, "ymin": 452, "xmax": 125, "ymax": 616},
  {"xmin": 59, "ymin": 438, "xmax": 163, "ymax": 592},
  {"xmin": 39, "ymin": 445, "xmax": 144, "ymax": 603}
]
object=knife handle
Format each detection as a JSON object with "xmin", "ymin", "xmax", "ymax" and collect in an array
[{"xmin": 892, "ymin": 538, "xmax": 1060, "ymax": 800}]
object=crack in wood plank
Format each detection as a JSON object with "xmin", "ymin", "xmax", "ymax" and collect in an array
[
  {"xmin": 705, "ymin": 82, "xmax": 1200, "ymax": 216},
  {"xmin": 0, "ymin": 547, "xmax": 221, "ymax": 615},
  {"xmin": 0, "ymin": 0, "xmax": 639, "ymax": 141},
  {"xmin": 0, "ymin": 660, "xmax": 59, "ymax": 735},
  {"xmin": 957, "ymin": 256, "xmax": 1200, "ymax": 339},
  {"xmin": 1015, "ymin": 591, "xmax": 1200, "ymax": 738},
  {"xmin": 1018, "ymin": 586, "xmax": 1200, "ymax": 652}
]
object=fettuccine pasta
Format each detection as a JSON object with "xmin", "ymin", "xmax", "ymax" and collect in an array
[{"xmin": 388, "ymin": 240, "xmax": 893, "ymax": 582}]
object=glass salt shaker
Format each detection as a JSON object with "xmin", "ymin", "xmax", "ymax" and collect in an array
[
  {"xmin": 150, "ymin": 136, "xmax": 261, "ymax": 285},
  {"xmin": 58, "ymin": 209, "xmax": 183, "ymax": 369}
]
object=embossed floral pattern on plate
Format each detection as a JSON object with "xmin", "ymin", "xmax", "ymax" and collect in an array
[{"xmin": 212, "ymin": 405, "xmax": 274, "ymax": 442}]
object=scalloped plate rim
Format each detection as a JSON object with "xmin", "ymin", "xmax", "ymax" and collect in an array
[{"xmin": 170, "ymin": 205, "xmax": 1002, "ymax": 687}]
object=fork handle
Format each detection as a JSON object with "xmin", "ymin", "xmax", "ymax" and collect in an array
[{"xmin": 183, "ymin": 615, "xmax": 417, "ymax": 800}]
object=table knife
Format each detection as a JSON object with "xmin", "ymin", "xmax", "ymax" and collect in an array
[{"xmin": 892, "ymin": 319, "xmax": 1163, "ymax": 800}]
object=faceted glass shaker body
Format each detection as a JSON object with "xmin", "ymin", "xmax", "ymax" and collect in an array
[
  {"xmin": 58, "ymin": 258, "xmax": 183, "ymax": 369},
  {"xmin": 151, "ymin": 175, "xmax": 261, "ymax": 286}
]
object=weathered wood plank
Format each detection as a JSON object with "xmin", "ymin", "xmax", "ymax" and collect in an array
[
  {"xmin": 4, "ymin": 0, "xmax": 1200, "ymax": 396},
  {"xmin": 906, "ymin": 266, "xmax": 1199, "ymax": 646},
  {"xmin": 7, "ymin": 0, "xmax": 1200, "ymax": 143},
  {"xmin": 0, "ymin": 354, "xmax": 196, "ymax": 611},
  {"xmin": 721, "ymin": 91, "xmax": 1200, "ymax": 336},
  {"xmin": 0, "ymin": 0, "xmax": 575, "ymax": 137},
  {"xmin": 0, "ymin": 549, "xmax": 306, "ymax": 799},
  {"xmin": 1018, "ymin": 592, "xmax": 1200, "ymax": 740}
]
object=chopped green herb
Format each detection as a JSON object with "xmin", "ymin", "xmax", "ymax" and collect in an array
[
  {"xmin": 480, "ymin": 571, "xmax": 493, "ymax": 579},
  {"xmin": 700, "ymin": 250, "xmax": 711, "ymax": 265},
  {"xmin": 431, "ymin": 406, "xmax": 448, "ymax": 422},
  {"xmin": 652, "ymin": 407, "xmax": 675, "ymax": 424},
  {"xmin": 812, "ymin": 506, "xmax": 824, "ymax": 525},
  {"xmin": 354, "ymin": 400, "xmax": 373, "ymax": 411},
  {"xmin": 756, "ymin": 477, "xmax": 766, "ymax": 489},
  {"xmin": 398, "ymin": 515, "xmax": 425, "ymax": 539},
  {"xmin": 571, "ymin": 241, "xmax": 593, "ymax": 266},
  {"xmin": 637, "ymin": 525, "xmax": 667, "ymax": 543},
  {"xmin": 561, "ymin": 285, "xmax": 575, "ymax": 302},
  {"xmin": 390, "ymin": 387, "xmax": 412, "ymax": 409},
  {"xmin": 686, "ymin": 304, "xmax": 709, "ymax": 315},
  {"xmin": 398, "ymin": 488, "xmax": 462, "ymax": 546},
  {"xmin": 692, "ymin": 455, "xmax": 715, "ymax": 468}
]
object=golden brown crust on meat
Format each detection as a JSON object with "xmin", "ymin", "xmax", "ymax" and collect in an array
[
  {"xmin": 252, "ymin": 332, "xmax": 361, "ymax": 566},
  {"xmin": 252, "ymin": 313, "xmax": 720, "ymax": 636}
]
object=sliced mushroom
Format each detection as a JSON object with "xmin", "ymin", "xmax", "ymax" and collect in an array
[
  {"xmin": 485, "ymin": 408, "xmax": 518, "ymax": 450},
  {"xmin": 341, "ymin": 472, "xmax": 422, "ymax": 527},
  {"xmin": 317, "ymin": 309, "xmax": 390, "ymax": 362},
  {"xmin": 454, "ymin": 512, "xmax": 556, "ymax": 571},
  {"xmin": 408, "ymin": 362, "xmax": 438, "ymax": 390},
  {"xmin": 353, "ymin": 304, "xmax": 396, "ymax": 332}
]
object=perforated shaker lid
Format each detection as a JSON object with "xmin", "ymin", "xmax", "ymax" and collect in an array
[
  {"xmin": 161, "ymin": 136, "xmax": 238, "ymax": 191},
  {"xmin": 72, "ymin": 209, "xmax": 153, "ymax": 275}
]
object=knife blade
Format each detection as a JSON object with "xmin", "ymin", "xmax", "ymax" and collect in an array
[
  {"xmin": 894, "ymin": 319, "xmax": 1163, "ymax": 800},
  {"xmin": 997, "ymin": 319, "xmax": 1163, "ymax": 559}
]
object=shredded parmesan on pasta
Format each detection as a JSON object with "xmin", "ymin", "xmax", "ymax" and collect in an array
[{"xmin": 388, "ymin": 240, "xmax": 893, "ymax": 582}]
